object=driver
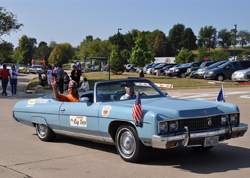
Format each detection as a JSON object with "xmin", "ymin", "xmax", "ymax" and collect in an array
[
  {"xmin": 50, "ymin": 77, "xmax": 79, "ymax": 102},
  {"xmin": 120, "ymin": 85, "xmax": 135, "ymax": 100}
]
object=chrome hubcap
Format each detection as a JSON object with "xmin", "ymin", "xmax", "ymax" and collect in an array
[
  {"xmin": 120, "ymin": 131, "xmax": 135, "ymax": 155},
  {"xmin": 37, "ymin": 124, "xmax": 47, "ymax": 138},
  {"xmin": 218, "ymin": 76, "xmax": 223, "ymax": 81}
]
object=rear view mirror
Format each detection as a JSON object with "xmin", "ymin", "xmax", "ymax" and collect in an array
[{"xmin": 79, "ymin": 97, "xmax": 89, "ymax": 103}]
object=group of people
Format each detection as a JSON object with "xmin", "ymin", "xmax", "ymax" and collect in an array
[{"xmin": 0, "ymin": 64, "xmax": 19, "ymax": 96}]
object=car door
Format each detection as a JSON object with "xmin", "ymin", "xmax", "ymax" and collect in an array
[
  {"xmin": 59, "ymin": 101, "xmax": 103, "ymax": 139},
  {"xmin": 224, "ymin": 62, "xmax": 241, "ymax": 79}
]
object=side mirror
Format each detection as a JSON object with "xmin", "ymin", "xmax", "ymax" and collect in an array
[
  {"xmin": 79, "ymin": 97, "xmax": 89, "ymax": 103},
  {"xmin": 163, "ymin": 91, "xmax": 168, "ymax": 96}
]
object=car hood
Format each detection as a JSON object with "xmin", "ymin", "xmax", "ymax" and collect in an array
[
  {"xmin": 233, "ymin": 69, "xmax": 250, "ymax": 74},
  {"xmin": 107, "ymin": 97, "xmax": 238, "ymax": 119}
]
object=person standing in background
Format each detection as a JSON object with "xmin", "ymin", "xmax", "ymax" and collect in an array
[
  {"xmin": 53, "ymin": 64, "xmax": 58, "ymax": 78},
  {"xmin": 71, "ymin": 65, "xmax": 81, "ymax": 88},
  {"xmin": 0, "ymin": 64, "xmax": 11, "ymax": 96},
  {"xmin": 47, "ymin": 66, "xmax": 53, "ymax": 86},
  {"xmin": 78, "ymin": 78, "xmax": 89, "ymax": 92},
  {"xmin": 57, "ymin": 64, "xmax": 64, "ymax": 94},
  {"xmin": 9, "ymin": 65, "xmax": 19, "ymax": 95},
  {"xmin": 64, "ymin": 72, "xmax": 70, "ymax": 90}
]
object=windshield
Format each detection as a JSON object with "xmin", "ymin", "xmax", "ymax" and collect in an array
[
  {"xmin": 209, "ymin": 61, "xmax": 225, "ymax": 68},
  {"xmin": 96, "ymin": 80, "xmax": 165, "ymax": 102},
  {"xmin": 200, "ymin": 62, "xmax": 208, "ymax": 68},
  {"xmin": 218, "ymin": 61, "xmax": 232, "ymax": 68}
]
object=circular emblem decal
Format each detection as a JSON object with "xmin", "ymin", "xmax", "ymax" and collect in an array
[
  {"xmin": 165, "ymin": 58, "xmax": 171, "ymax": 63},
  {"xmin": 102, "ymin": 105, "xmax": 112, "ymax": 117},
  {"xmin": 207, "ymin": 118, "xmax": 212, "ymax": 126}
]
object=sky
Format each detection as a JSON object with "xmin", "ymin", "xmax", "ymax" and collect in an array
[{"xmin": 1, "ymin": 0, "xmax": 250, "ymax": 48}]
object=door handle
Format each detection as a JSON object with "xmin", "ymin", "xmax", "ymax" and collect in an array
[{"xmin": 61, "ymin": 109, "xmax": 65, "ymax": 111}]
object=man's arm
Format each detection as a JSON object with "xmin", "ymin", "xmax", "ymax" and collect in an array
[{"xmin": 50, "ymin": 77, "xmax": 60, "ymax": 99}]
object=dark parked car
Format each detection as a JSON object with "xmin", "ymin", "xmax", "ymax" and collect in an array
[
  {"xmin": 153, "ymin": 63, "xmax": 178, "ymax": 75},
  {"xmin": 174, "ymin": 62, "xmax": 202, "ymax": 78},
  {"xmin": 204, "ymin": 60, "xmax": 250, "ymax": 81},
  {"xmin": 185, "ymin": 61, "xmax": 218, "ymax": 76},
  {"xmin": 195, "ymin": 61, "xmax": 227, "ymax": 79}
]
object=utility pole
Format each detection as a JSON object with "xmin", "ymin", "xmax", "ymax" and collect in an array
[
  {"xmin": 188, "ymin": 32, "xmax": 190, "ymax": 51},
  {"xmin": 162, "ymin": 42, "xmax": 168, "ymax": 57},
  {"xmin": 234, "ymin": 24, "xmax": 237, "ymax": 60}
]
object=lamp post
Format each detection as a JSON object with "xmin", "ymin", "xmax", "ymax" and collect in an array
[
  {"xmin": 162, "ymin": 42, "xmax": 168, "ymax": 57},
  {"xmin": 117, "ymin": 28, "xmax": 122, "ymax": 46},
  {"xmin": 234, "ymin": 24, "xmax": 237, "ymax": 60}
]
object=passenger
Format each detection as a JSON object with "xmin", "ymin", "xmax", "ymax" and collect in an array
[
  {"xmin": 120, "ymin": 85, "xmax": 135, "ymax": 100},
  {"xmin": 78, "ymin": 78, "xmax": 89, "ymax": 92},
  {"xmin": 50, "ymin": 77, "xmax": 79, "ymax": 102}
]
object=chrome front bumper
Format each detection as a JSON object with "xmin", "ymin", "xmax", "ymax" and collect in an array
[{"xmin": 152, "ymin": 123, "xmax": 248, "ymax": 149}]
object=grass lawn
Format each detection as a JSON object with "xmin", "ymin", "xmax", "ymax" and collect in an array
[
  {"xmin": 82, "ymin": 71, "xmax": 239, "ymax": 89},
  {"xmin": 26, "ymin": 77, "xmax": 51, "ymax": 90}
]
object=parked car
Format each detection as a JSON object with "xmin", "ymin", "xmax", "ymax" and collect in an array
[
  {"xmin": 125, "ymin": 64, "xmax": 133, "ymax": 72},
  {"xmin": 164, "ymin": 64, "xmax": 182, "ymax": 76},
  {"xmin": 0, "ymin": 63, "xmax": 15, "ymax": 70},
  {"xmin": 174, "ymin": 62, "xmax": 202, "ymax": 78},
  {"xmin": 13, "ymin": 78, "xmax": 248, "ymax": 162},
  {"xmin": 204, "ymin": 60, "xmax": 250, "ymax": 81},
  {"xmin": 185, "ymin": 61, "xmax": 218, "ymax": 76},
  {"xmin": 195, "ymin": 61, "xmax": 227, "ymax": 79},
  {"xmin": 29, "ymin": 65, "xmax": 44, "ymax": 74},
  {"xmin": 232, "ymin": 67, "xmax": 250, "ymax": 82},
  {"xmin": 16, "ymin": 64, "xmax": 30, "ymax": 74},
  {"xmin": 154, "ymin": 64, "xmax": 178, "ymax": 75},
  {"xmin": 146, "ymin": 63, "xmax": 165, "ymax": 74}
]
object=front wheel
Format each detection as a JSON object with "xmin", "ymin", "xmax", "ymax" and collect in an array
[
  {"xmin": 115, "ymin": 124, "xmax": 146, "ymax": 162},
  {"xmin": 180, "ymin": 73, "xmax": 186, "ymax": 78},
  {"xmin": 216, "ymin": 74, "xmax": 224, "ymax": 81},
  {"xmin": 36, "ymin": 124, "xmax": 56, "ymax": 141}
]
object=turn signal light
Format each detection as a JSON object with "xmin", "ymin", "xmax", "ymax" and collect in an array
[{"xmin": 170, "ymin": 142, "xmax": 177, "ymax": 147}]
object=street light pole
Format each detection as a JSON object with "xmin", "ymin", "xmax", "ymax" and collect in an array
[
  {"xmin": 162, "ymin": 42, "xmax": 168, "ymax": 57},
  {"xmin": 234, "ymin": 24, "xmax": 237, "ymax": 60},
  {"xmin": 188, "ymin": 32, "xmax": 190, "ymax": 51},
  {"xmin": 117, "ymin": 28, "xmax": 122, "ymax": 46}
]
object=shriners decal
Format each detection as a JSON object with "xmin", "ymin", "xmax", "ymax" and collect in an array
[
  {"xmin": 102, "ymin": 105, "xmax": 112, "ymax": 117},
  {"xmin": 70, "ymin": 116, "xmax": 87, "ymax": 127}
]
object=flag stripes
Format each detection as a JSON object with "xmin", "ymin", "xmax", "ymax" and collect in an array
[{"xmin": 132, "ymin": 92, "xmax": 142, "ymax": 122}]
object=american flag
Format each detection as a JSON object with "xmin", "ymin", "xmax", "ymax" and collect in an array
[{"xmin": 132, "ymin": 92, "xmax": 142, "ymax": 122}]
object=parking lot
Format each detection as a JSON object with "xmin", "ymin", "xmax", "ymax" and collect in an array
[{"xmin": 0, "ymin": 74, "xmax": 250, "ymax": 178}]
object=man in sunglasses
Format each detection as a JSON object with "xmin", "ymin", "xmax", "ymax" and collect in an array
[{"xmin": 50, "ymin": 77, "xmax": 79, "ymax": 102}]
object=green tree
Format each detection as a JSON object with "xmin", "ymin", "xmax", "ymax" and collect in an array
[
  {"xmin": 123, "ymin": 29, "xmax": 139, "ymax": 51},
  {"xmin": 48, "ymin": 43, "xmax": 73, "ymax": 65},
  {"xmin": 230, "ymin": 28, "xmax": 238, "ymax": 46},
  {"xmin": 197, "ymin": 46, "xmax": 210, "ymax": 61},
  {"xmin": 144, "ymin": 29, "xmax": 163, "ymax": 51},
  {"xmin": 16, "ymin": 35, "xmax": 37, "ymax": 64},
  {"xmin": 49, "ymin": 41, "xmax": 57, "ymax": 49},
  {"xmin": 218, "ymin": 29, "xmax": 231, "ymax": 49},
  {"xmin": 168, "ymin": 23, "xmax": 185, "ymax": 53},
  {"xmin": 237, "ymin": 30, "xmax": 250, "ymax": 48},
  {"xmin": 0, "ymin": 41, "xmax": 14, "ymax": 63},
  {"xmin": 182, "ymin": 28, "xmax": 197, "ymax": 50},
  {"xmin": 152, "ymin": 33, "xmax": 167, "ymax": 57},
  {"xmin": 129, "ymin": 33, "xmax": 153, "ymax": 77},
  {"xmin": 121, "ymin": 49, "xmax": 131, "ymax": 64},
  {"xmin": 110, "ymin": 46, "xmax": 124, "ymax": 75},
  {"xmin": 197, "ymin": 26, "xmax": 217, "ymax": 52},
  {"xmin": 0, "ymin": 7, "xmax": 23, "ymax": 38},
  {"xmin": 34, "ymin": 41, "xmax": 52, "ymax": 65},
  {"xmin": 210, "ymin": 50, "xmax": 229, "ymax": 61},
  {"xmin": 175, "ymin": 49, "xmax": 194, "ymax": 64}
]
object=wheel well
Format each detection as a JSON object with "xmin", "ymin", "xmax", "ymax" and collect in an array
[{"xmin": 108, "ymin": 121, "xmax": 136, "ymax": 142}]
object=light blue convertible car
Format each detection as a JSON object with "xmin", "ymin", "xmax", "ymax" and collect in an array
[{"xmin": 13, "ymin": 78, "xmax": 248, "ymax": 162}]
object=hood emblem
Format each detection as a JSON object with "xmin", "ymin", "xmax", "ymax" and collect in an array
[
  {"xmin": 207, "ymin": 118, "xmax": 212, "ymax": 126},
  {"xmin": 201, "ymin": 110, "xmax": 207, "ymax": 114}
]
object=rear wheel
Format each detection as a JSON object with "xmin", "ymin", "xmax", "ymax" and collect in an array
[
  {"xmin": 115, "ymin": 124, "xmax": 146, "ymax": 162},
  {"xmin": 36, "ymin": 124, "xmax": 56, "ymax": 141}
]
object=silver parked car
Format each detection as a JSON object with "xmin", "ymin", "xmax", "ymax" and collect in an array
[
  {"xmin": 232, "ymin": 68, "xmax": 250, "ymax": 82},
  {"xmin": 29, "ymin": 65, "xmax": 44, "ymax": 74}
]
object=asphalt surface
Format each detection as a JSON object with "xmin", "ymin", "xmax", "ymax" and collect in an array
[{"xmin": 1, "ymin": 74, "xmax": 250, "ymax": 178}]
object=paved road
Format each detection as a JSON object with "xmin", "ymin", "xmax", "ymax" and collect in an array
[{"xmin": 1, "ymin": 75, "xmax": 250, "ymax": 178}]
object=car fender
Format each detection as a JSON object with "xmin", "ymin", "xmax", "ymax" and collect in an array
[{"xmin": 31, "ymin": 116, "xmax": 48, "ymax": 126}]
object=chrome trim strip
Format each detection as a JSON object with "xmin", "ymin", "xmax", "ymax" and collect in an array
[
  {"xmin": 53, "ymin": 129, "xmax": 105, "ymax": 142},
  {"xmin": 103, "ymin": 137, "xmax": 115, "ymax": 144}
]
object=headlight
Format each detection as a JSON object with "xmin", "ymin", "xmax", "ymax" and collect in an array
[
  {"xmin": 175, "ymin": 69, "xmax": 179, "ymax": 72},
  {"xmin": 159, "ymin": 122, "xmax": 168, "ymax": 133},
  {"xmin": 221, "ymin": 115, "xmax": 228, "ymax": 125},
  {"xmin": 230, "ymin": 114, "xmax": 238, "ymax": 124},
  {"xmin": 209, "ymin": 71, "xmax": 214, "ymax": 74},
  {"xmin": 170, "ymin": 121, "xmax": 178, "ymax": 131}
]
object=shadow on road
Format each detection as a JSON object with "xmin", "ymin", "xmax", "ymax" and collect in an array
[{"xmin": 46, "ymin": 134, "xmax": 250, "ymax": 174}]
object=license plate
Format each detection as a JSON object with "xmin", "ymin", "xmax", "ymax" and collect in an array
[{"xmin": 204, "ymin": 136, "xmax": 219, "ymax": 147}]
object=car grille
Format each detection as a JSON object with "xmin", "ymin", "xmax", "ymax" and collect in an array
[{"xmin": 179, "ymin": 115, "xmax": 221, "ymax": 131}]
